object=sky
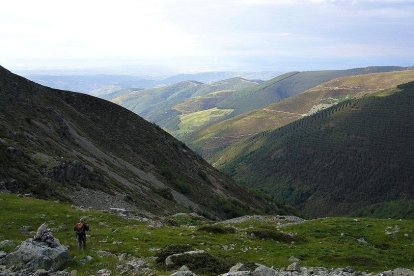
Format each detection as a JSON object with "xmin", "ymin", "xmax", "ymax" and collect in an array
[{"xmin": 1, "ymin": 0, "xmax": 414, "ymax": 74}]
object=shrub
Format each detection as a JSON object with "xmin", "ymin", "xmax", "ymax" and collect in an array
[
  {"xmin": 155, "ymin": 244, "xmax": 194, "ymax": 264},
  {"xmin": 169, "ymin": 251, "xmax": 230, "ymax": 275},
  {"xmin": 248, "ymin": 229, "xmax": 306, "ymax": 243}
]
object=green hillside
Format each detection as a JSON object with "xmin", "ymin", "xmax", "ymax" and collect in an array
[
  {"xmin": 216, "ymin": 66, "xmax": 406, "ymax": 117},
  {"xmin": 107, "ymin": 77, "xmax": 260, "ymax": 137},
  {"xmin": 106, "ymin": 67, "xmax": 406, "ymax": 145},
  {"xmin": 0, "ymin": 66, "xmax": 283, "ymax": 219},
  {"xmin": 215, "ymin": 82, "xmax": 414, "ymax": 218},
  {"xmin": 190, "ymin": 70, "xmax": 414, "ymax": 161},
  {"xmin": 2, "ymin": 194, "xmax": 414, "ymax": 275}
]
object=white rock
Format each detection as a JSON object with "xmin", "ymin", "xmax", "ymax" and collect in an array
[
  {"xmin": 96, "ymin": 268, "xmax": 111, "ymax": 276},
  {"xmin": 230, "ymin": 263, "xmax": 249, "ymax": 272},
  {"xmin": 253, "ymin": 265, "xmax": 277, "ymax": 276}
]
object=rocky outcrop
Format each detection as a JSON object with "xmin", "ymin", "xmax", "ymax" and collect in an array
[
  {"xmin": 165, "ymin": 250, "xmax": 206, "ymax": 267},
  {"xmin": 0, "ymin": 224, "xmax": 71, "ymax": 273}
]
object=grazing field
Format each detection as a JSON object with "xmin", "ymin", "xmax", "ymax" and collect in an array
[{"xmin": 1, "ymin": 194, "xmax": 414, "ymax": 275}]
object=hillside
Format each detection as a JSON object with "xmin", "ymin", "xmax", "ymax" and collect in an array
[
  {"xmin": 216, "ymin": 66, "xmax": 407, "ymax": 117},
  {"xmin": 105, "ymin": 67, "xmax": 407, "ymax": 145},
  {"xmin": 107, "ymin": 77, "xmax": 261, "ymax": 137},
  {"xmin": 1, "ymin": 194, "xmax": 414, "ymax": 275},
  {"xmin": 190, "ymin": 70, "xmax": 414, "ymax": 161},
  {"xmin": 215, "ymin": 82, "xmax": 414, "ymax": 218},
  {"xmin": 0, "ymin": 66, "xmax": 285, "ymax": 219}
]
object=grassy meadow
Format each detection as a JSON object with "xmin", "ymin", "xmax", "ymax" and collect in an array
[{"xmin": 1, "ymin": 193, "xmax": 414, "ymax": 275}]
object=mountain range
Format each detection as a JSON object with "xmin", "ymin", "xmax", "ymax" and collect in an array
[
  {"xmin": 0, "ymin": 66, "xmax": 285, "ymax": 219},
  {"xmin": 103, "ymin": 66, "xmax": 411, "ymax": 160},
  {"xmin": 25, "ymin": 71, "xmax": 281, "ymax": 96},
  {"xmin": 191, "ymin": 69, "xmax": 414, "ymax": 161}
]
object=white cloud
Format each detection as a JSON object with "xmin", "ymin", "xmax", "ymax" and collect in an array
[{"xmin": 0, "ymin": 0, "xmax": 413, "ymax": 71}]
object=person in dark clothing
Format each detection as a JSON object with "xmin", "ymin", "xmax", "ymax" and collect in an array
[{"xmin": 74, "ymin": 217, "xmax": 90, "ymax": 250}]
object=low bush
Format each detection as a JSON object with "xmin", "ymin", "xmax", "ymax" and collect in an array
[
  {"xmin": 248, "ymin": 229, "xmax": 306, "ymax": 243},
  {"xmin": 169, "ymin": 251, "xmax": 230, "ymax": 275},
  {"xmin": 155, "ymin": 244, "xmax": 194, "ymax": 264}
]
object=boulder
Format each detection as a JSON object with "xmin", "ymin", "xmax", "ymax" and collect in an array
[
  {"xmin": 230, "ymin": 263, "xmax": 250, "ymax": 272},
  {"xmin": 253, "ymin": 265, "xmax": 277, "ymax": 276},
  {"xmin": 0, "ymin": 233, "xmax": 70, "ymax": 273},
  {"xmin": 165, "ymin": 250, "xmax": 205, "ymax": 267},
  {"xmin": 390, "ymin": 268, "xmax": 414, "ymax": 276},
  {"xmin": 286, "ymin": 262, "xmax": 300, "ymax": 272},
  {"xmin": 171, "ymin": 267, "xmax": 198, "ymax": 276}
]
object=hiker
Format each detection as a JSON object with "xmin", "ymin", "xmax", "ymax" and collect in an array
[{"xmin": 74, "ymin": 217, "xmax": 90, "ymax": 250}]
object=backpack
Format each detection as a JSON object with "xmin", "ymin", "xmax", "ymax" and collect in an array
[{"xmin": 75, "ymin": 222, "xmax": 84, "ymax": 235}]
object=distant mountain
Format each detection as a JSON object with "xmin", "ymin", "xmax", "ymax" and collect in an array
[
  {"xmin": 0, "ymin": 66, "xmax": 286, "ymax": 219},
  {"xmin": 25, "ymin": 74, "xmax": 156, "ymax": 95},
  {"xmin": 107, "ymin": 77, "xmax": 261, "ymax": 138},
  {"xmin": 190, "ymin": 70, "xmax": 414, "ymax": 161},
  {"xmin": 215, "ymin": 81, "xmax": 414, "ymax": 218},
  {"xmin": 152, "ymin": 71, "xmax": 280, "ymax": 85},
  {"xmin": 216, "ymin": 66, "xmax": 407, "ymax": 118},
  {"xmin": 24, "ymin": 71, "xmax": 281, "ymax": 96}
]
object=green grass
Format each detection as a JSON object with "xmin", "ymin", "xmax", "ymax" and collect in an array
[
  {"xmin": 178, "ymin": 108, "xmax": 233, "ymax": 136},
  {"xmin": 1, "ymin": 194, "xmax": 414, "ymax": 275}
]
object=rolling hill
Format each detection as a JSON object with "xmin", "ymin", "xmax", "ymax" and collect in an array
[
  {"xmin": 0, "ymin": 65, "xmax": 286, "ymax": 219},
  {"xmin": 215, "ymin": 66, "xmax": 407, "ymax": 117},
  {"xmin": 105, "ymin": 66, "xmax": 409, "ymax": 156},
  {"xmin": 190, "ymin": 70, "xmax": 414, "ymax": 161},
  {"xmin": 215, "ymin": 81, "xmax": 414, "ymax": 218},
  {"xmin": 107, "ymin": 77, "xmax": 261, "ymax": 137}
]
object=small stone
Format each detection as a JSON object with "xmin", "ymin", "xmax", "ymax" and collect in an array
[
  {"xmin": 230, "ymin": 263, "xmax": 249, "ymax": 272},
  {"xmin": 286, "ymin": 262, "xmax": 300, "ymax": 272},
  {"xmin": 96, "ymin": 268, "xmax": 111, "ymax": 276},
  {"xmin": 288, "ymin": 256, "xmax": 300, "ymax": 263},
  {"xmin": 357, "ymin": 237, "xmax": 368, "ymax": 244},
  {"xmin": 165, "ymin": 255, "xmax": 175, "ymax": 267}
]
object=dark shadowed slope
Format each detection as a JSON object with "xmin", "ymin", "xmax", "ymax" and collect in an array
[
  {"xmin": 216, "ymin": 82, "xmax": 414, "ymax": 218},
  {"xmin": 0, "ymin": 66, "xmax": 286, "ymax": 219}
]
